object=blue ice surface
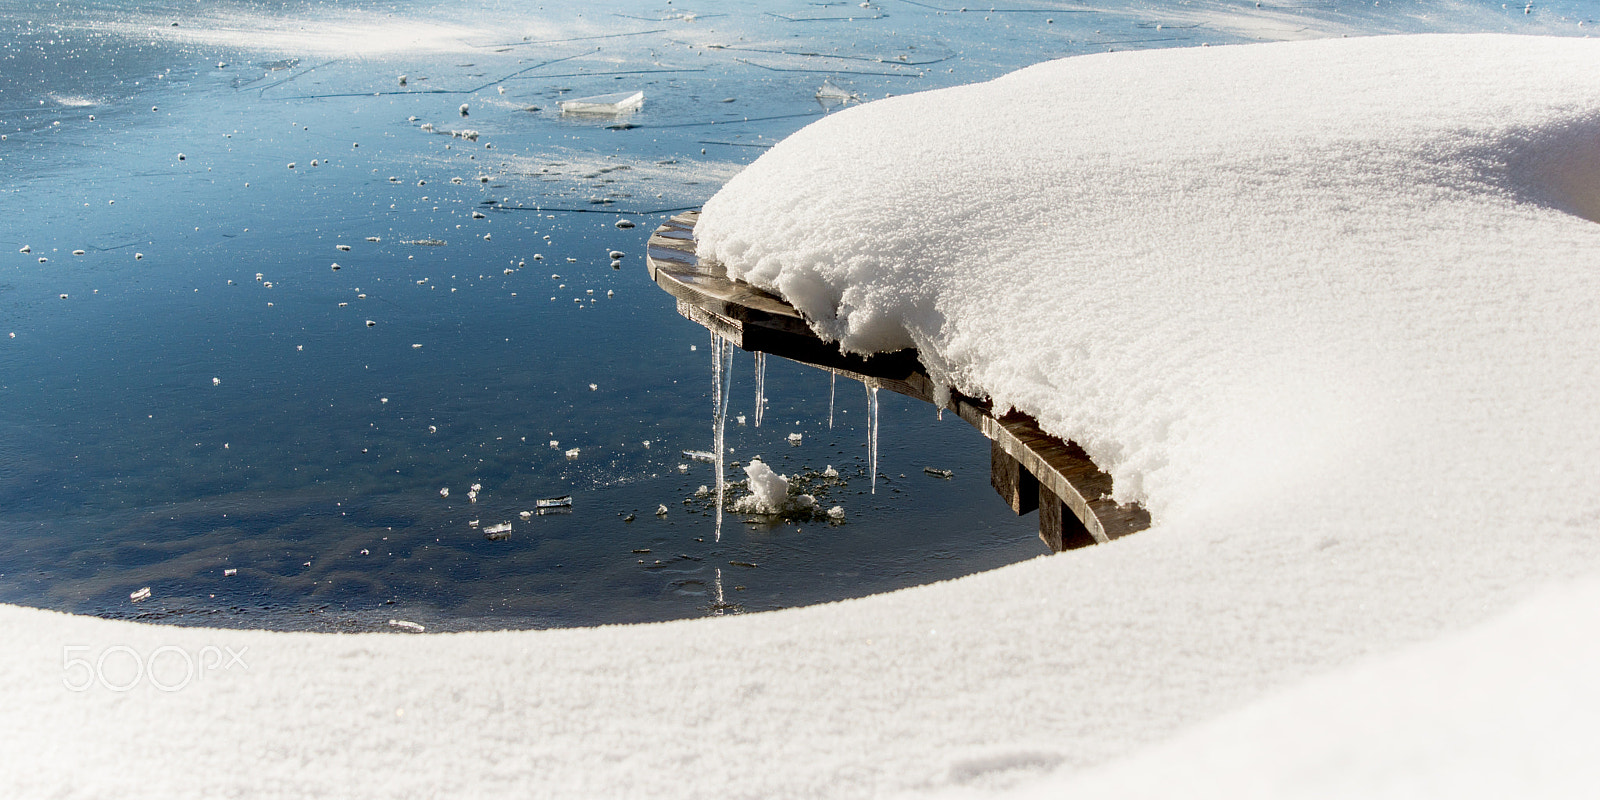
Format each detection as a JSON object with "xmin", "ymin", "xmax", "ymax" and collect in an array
[{"xmin": 0, "ymin": 0, "xmax": 1577, "ymax": 629}]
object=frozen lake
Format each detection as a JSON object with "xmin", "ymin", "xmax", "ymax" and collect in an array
[{"xmin": 0, "ymin": 0, "xmax": 1582, "ymax": 630}]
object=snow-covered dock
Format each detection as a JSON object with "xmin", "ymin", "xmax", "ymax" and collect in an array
[{"xmin": 647, "ymin": 210, "xmax": 1149, "ymax": 550}]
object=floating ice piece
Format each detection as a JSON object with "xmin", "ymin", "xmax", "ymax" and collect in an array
[
  {"xmin": 459, "ymin": 103, "xmax": 469, "ymax": 116},
  {"xmin": 212, "ymin": 377, "xmax": 221, "ymax": 386},
  {"xmin": 537, "ymin": 495, "xmax": 572, "ymax": 509},
  {"xmin": 439, "ymin": 487, "xmax": 450, "ymax": 498},
  {"xmin": 565, "ymin": 447, "xmax": 580, "ymax": 459},
  {"xmin": 58, "ymin": 293, "xmax": 67, "ymax": 299},
  {"xmin": 130, "ymin": 587, "xmax": 151, "ymax": 602},
  {"xmin": 366, "ymin": 320, "xmax": 376, "ymax": 327},
  {"xmin": 135, "ymin": 253, "xmax": 143, "ymax": 260},
  {"xmin": 655, "ymin": 504, "xmax": 669, "ymax": 516},
  {"xmin": 223, "ymin": 568, "xmax": 237, "ymax": 577},
  {"xmin": 736, "ymin": 415, "xmax": 746, "ymax": 425},
  {"xmin": 471, "ymin": 483, "xmax": 482, "ymax": 492},
  {"xmin": 696, "ymin": 485, "xmax": 710, "ymax": 496},
  {"xmin": 483, "ymin": 522, "xmax": 511, "ymax": 540},
  {"xmin": 366, "ymin": 237, "xmax": 380, "ymax": 242},
  {"xmin": 398, "ymin": 75, "xmax": 407, "ymax": 86},
  {"xmin": 588, "ymin": 383, "xmax": 598, "ymax": 391},
  {"xmin": 560, "ymin": 91, "xmax": 644, "ymax": 115},
  {"xmin": 827, "ymin": 506, "xmax": 845, "ymax": 519},
  {"xmin": 519, "ymin": 510, "xmax": 532, "ymax": 519},
  {"xmin": 468, "ymin": 519, "xmax": 480, "ymax": 527},
  {"xmin": 733, "ymin": 458, "xmax": 789, "ymax": 514},
  {"xmin": 331, "ymin": 263, "xmax": 340, "ymax": 271},
  {"xmin": 816, "ymin": 80, "xmax": 855, "ymax": 103},
  {"xmin": 924, "ymin": 467, "xmax": 953, "ymax": 479},
  {"xmin": 608, "ymin": 250, "xmax": 625, "ymax": 260},
  {"xmin": 615, "ymin": 219, "xmax": 635, "ymax": 229},
  {"xmin": 678, "ymin": 464, "xmax": 689, "ymax": 472},
  {"xmin": 72, "ymin": 250, "xmax": 85, "ymax": 256},
  {"xmin": 682, "ymin": 449, "xmax": 715, "ymax": 462},
  {"xmin": 467, "ymin": 490, "xmax": 478, "ymax": 502},
  {"xmin": 337, "ymin": 244, "xmax": 351, "ymax": 251},
  {"xmin": 18, "ymin": 246, "xmax": 28, "ymax": 253},
  {"xmin": 823, "ymin": 465, "xmax": 839, "ymax": 478},
  {"xmin": 388, "ymin": 619, "xmax": 425, "ymax": 632},
  {"xmin": 788, "ymin": 432, "xmax": 803, "ymax": 445},
  {"xmin": 287, "ymin": 162, "xmax": 295, "ymax": 169}
]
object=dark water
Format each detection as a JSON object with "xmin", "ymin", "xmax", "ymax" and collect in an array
[{"xmin": 0, "ymin": 0, "xmax": 1560, "ymax": 630}]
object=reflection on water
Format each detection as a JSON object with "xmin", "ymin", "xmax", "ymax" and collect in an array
[{"xmin": 0, "ymin": 0, "xmax": 1571, "ymax": 630}]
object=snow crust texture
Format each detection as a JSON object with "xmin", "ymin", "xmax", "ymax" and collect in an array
[{"xmin": 7, "ymin": 35, "xmax": 1600, "ymax": 799}]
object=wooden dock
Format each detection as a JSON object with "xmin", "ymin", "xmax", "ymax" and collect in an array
[{"xmin": 646, "ymin": 211, "xmax": 1150, "ymax": 551}]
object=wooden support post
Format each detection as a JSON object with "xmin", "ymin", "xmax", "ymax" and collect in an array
[
  {"xmin": 1039, "ymin": 484, "xmax": 1098, "ymax": 552},
  {"xmin": 990, "ymin": 440, "xmax": 1038, "ymax": 515}
]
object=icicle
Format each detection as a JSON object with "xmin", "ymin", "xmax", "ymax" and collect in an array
[
  {"xmin": 828, "ymin": 372, "xmax": 836, "ymax": 430},
  {"xmin": 712, "ymin": 332, "xmax": 735, "ymax": 542},
  {"xmin": 866, "ymin": 385, "xmax": 880, "ymax": 494},
  {"xmin": 753, "ymin": 352, "xmax": 767, "ymax": 427}
]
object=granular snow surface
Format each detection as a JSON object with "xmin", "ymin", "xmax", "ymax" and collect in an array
[{"xmin": 6, "ymin": 33, "xmax": 1600, "ymax": 798}]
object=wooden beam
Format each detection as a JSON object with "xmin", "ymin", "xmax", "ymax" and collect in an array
[
  {"xmin": 990, "ymin": 440, "xmax": 1039, "ymax": 515},
  {"xmin": 1039, "ymin": 484, "xmax": 1098, "ymax": 552}
]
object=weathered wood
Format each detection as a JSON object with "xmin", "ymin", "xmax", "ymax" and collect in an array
[
  {"xmin": 991, "ymin": 440, "xmax": 1039, "ymax": 515},
  {"xmin": 645, "ymin": 211, "xmax": 1152, "ymax": 552},
  {"xmin": 1039, "ymin": 484, "xmax": 1098, "ymax": 551}
]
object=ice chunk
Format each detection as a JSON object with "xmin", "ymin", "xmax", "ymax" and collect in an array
[
  {"xmin": 788, "ymin": 432, "xmax": 803, "ymax": 445},
  {"xmin": 212, "ymin": 377, "xmax": 221, "ymax": 386},
  {"xmin": 655, "ymin": 504, "xmax": 669, "ymax": 516},
  {"xmin": 536, "ymin": 495, "xmax": 572, "ymax": 509},
  {"xmin": 823, "ymin": 465, "xmax": 839, "ymax": 478},
  {"xmin": 827, "ymin": 506, "xmax": 845, "ymax": 519},
  {"xmin": 924, "ymin": 467, "xmax": 953, "ymax": 479},
  {"xmin": 387, "ymin": 619, "xmax": 425, "ymax": 632},
  {"xmin": 815, "ymin": 80, "xmax": 854, "ymax": 103},
  {"xmin": 560, "ymin": 91, "xmax": 644, "ymax": 116},
  {"xmin": 565, "ymin": 447, "xmax": 580, "ymax": 459},
  {"xmin": 129, "ymin": 587, "xmax": 151, "ymax": 602},
  {"xmin": 223, "ymin": 568, "xmax": 237, "ymax": 577},
  {"xmin": 682, "ymin": 449, "xmax": 716, "ymax": 462},
  {"xmin": 483, "ymin": 522, "xmax": 511, "ymax": 540},
  {"xmin": 439, "ymin": 487, "xmax": 449, "ymax": 498}
]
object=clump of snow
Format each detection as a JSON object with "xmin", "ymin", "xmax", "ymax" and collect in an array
[{"xmin": 732, "ymin": 457, "xmax": 789, "ymax": 514}]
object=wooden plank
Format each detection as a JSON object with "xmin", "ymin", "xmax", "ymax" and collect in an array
[{"xmin": 645, "ymin": 212, "xmax": 1152, "ymax": 551}]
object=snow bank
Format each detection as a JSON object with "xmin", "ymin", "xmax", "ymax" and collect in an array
[
  {"xmin": 6, "ymin": 35, "xmax": 1600, "ymax": 799},
  {"xmin": 1011, "ymin": 576, "xmax": 1600, "ymax": 799},
  {"xmin": 696, "ymin": 34, "xmax": 1600, "ymax": 513}
]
